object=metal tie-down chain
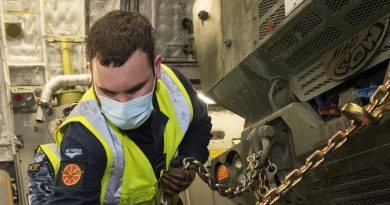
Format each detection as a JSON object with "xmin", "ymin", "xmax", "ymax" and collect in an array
[
  {"xmin": 184, "ymin": 150, "xmax": 265, "ymax": 198},
  {"xmin": 161, "ymin": 76, "xmax": 390, "ymax": 205},
  {"xmin": 258, "ymin": 76, "xmax": 390, "ymax": 205},
  {"xmin": 160, "ymin": 149, "xmax": 267, "ymax": 205}
]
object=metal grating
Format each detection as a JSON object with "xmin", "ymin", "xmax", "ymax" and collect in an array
[
  {"xmin": 300, "ymin": 72, "xmax": 326, "ymax": 89},
  {"xmin": 258, "ymin": 0, "xmax": 278, "ymax": 18},
  {"xmin": 307, "ymin": 167, "xmax": 381, "ymax": 191},
  {"xmin": 325, "ymin": 0, "xmax": 350, "ymax": 12},
  {"xmin": 269, "ymin": 13, "xmax": 323, "ymax": 57},
  {"xmin": 297, "ymin": 63, "xmax": 322, "ymax": 82},
  {"xmin": 285, "ymin": 27, "xmax": 341, "ymax": 68},
  {"xmin": 323, "ymin": 180, "xmax": 390, "ymax": 200},
  {"xmin": 344, "ymin": 0, "xmax": 390, "ymax": 27},
  {"xmin": 269, "ymin": 33, "xmax": 298, "ymax": 56},
  {"xmin": 338, "ymin": 194, "xmax": 390, "ymax": 205},
  {"xmin": 304, "ymin": 80, "xmax": 332, "ymax": 96},
  {"xmin": 258, "ymin": 5, "xmax": 285, "ymax": 40},
  {"xmin": 294, "ymin": 13, "xmax": 324, "ymax": 37}
]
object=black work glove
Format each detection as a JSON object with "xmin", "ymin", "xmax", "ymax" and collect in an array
[
  {"xmin": 161, "ymin": 168, "xmax": 196, "ymax": 195},
  {"xmin": 161, "ymin": 156, "xmax": 196, "ymax": 196}
]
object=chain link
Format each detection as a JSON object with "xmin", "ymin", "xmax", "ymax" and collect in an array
[{"xmin": 257, "ymin": 76, "xmax": 390, "ymax": 205}]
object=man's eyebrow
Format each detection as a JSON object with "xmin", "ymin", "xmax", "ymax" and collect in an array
[
  {"xmin": 98, "ymin": 87, "xmax": 116, "ymax": 94},
  {"xmin": 97, "ymin": 79, "xmax": 149, "ymax": 95},
  {"xmin": 125, "ymin": 80, "xmax": 148, "ymax": 94}
]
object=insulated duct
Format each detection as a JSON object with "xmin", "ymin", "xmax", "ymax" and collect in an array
[{"xmin": 36, "ymin": 74, "xmax": 91, "ymax": 122}]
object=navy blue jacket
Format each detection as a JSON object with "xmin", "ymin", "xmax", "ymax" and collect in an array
[{"xmin": 47, "ymin": 67, "xmax": 212, "ymax": 204}]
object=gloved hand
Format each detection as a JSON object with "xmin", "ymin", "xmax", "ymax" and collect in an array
[{"xmin": 161, "ymin": 168, "xmax": 196, "ymax": 196}]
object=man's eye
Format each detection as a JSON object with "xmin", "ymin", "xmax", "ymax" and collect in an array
[{"xmin": 103, "ymin": 90, "xmax": 116, "ymax": 96}]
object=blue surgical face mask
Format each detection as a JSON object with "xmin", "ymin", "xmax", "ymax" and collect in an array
[{"xmin": 97, "ymin": 78, "xmax": 155, "ymax": 130}]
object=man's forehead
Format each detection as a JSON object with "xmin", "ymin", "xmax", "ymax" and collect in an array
[{"xmin": 93, "ymin": 63, "xmax": 151, "ymax": 80}]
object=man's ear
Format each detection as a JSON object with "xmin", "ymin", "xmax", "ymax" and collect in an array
[{"xmin": 154, "ymin": 55, "xmax": 162, "ymax": 79}]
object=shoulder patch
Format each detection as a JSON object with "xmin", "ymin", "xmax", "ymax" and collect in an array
[
  {"xmin": 58, "ymin": 161, "xmax": 86, "ymax": 187},
  {"xmin": 63, "ymin": 144, "xmax": 88, "ymax": 160},
  {"xmin": 28, "ymin": 163, "xmax": 41, "ymax": 173}
]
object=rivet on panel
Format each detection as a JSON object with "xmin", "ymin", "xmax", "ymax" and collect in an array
[
  {"xmin": 198, "ymin": 10, "xmax": 209, "ymax": 21},
  {"xmin": 224, "ymin": 40, "xmax": 232, "ymax": 48}
]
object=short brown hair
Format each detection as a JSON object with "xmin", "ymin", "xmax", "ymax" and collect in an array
[{"xmin": 87, "ymin": 10, "xmax": 155, "ymax": 68}]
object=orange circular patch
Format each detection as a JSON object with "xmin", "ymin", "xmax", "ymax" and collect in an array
[
  {"xmin": 217, "ymin": 165, "xmax": 229, "ymax": 181},
  {"xmin": 62, "ymin": 164, "xmax": 82, "ymax": 186}
]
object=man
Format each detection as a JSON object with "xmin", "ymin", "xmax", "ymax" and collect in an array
[
  {"xmin": 47, "ymin": 10, "xmax": 212, "ymax": 204},
  {"xmin": 27, "ymin": 143, "xmax": 60, "ymax": 205},
  {"xmin": 27, "ymin": 105, "xmax": 75, "ymax": 205}
]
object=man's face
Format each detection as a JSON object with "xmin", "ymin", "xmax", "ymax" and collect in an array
[{"xmin": 92, "ymin": 49, "xmax": 160, "ymax": 103}]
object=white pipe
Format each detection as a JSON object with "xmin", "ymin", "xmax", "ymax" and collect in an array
[
  {"xmin": 39, "ymin": 0, "xmax": 49, "ymax": 83},
  {"xmin": 36, "ymin": 106, "xmax": 45, "ymax": 123},
  {"xmin": 151, "ymin": 0, "xmax": 157, "ymax": 28},
  {"xmin": 37, "ymin": 74, "xmax": 91, "ymax": 122}
]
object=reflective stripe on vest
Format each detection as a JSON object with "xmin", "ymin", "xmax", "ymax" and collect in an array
[
  {"xmin": 56, "ymin": 64, "xmax": 193, "ymax": 205},
  {"xmin": 159, "ymin": 64, "xmax": 193, "ymax": 135},
  {"xmin": 39, "ymin": 143, "xmax": 61, "ymax": 174}
]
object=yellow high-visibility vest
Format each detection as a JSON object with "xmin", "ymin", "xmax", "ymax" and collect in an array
[{"xmin": 37, "ymin": 143, "xmax": 61, "ymax": 174}]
